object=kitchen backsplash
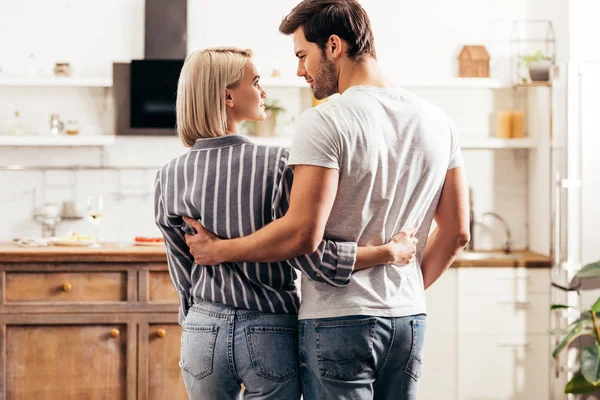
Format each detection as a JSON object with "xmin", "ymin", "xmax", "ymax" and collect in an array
[{"xmin": 0, "ymin": 136, "xmax": 529, "ymax": 251}]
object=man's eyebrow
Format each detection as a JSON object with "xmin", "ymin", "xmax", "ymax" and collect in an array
[{"xmin": 253, "ymin": 75, "xmax": 260, "ymax": 81}]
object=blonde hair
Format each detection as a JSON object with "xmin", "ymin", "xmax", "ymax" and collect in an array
[{"xmin": 176, "ymin": 47, "xmax": 253, "ymax": 146}]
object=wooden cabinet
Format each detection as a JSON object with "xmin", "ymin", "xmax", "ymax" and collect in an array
[
  {"xmin": 138, "ymin": 321, "xmax": 186, "ymax": 400},
  {"xmin": 5, "ymin": 271, "xmax": 127, "ymax": 303},
  {"xmin": 0, "ymin": 246, "xmax": 179, "ymax": 400},
  {"xmin": 5, "ymin": 320, "xmax": 129, "ymax": 400}
]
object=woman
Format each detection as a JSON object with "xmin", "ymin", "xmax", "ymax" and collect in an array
[{"xmin": 154, "ymin": 47, "xmax": 417, "ymax": 400}]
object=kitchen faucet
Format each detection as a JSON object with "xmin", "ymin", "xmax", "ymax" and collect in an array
[
  {"xmin": 480, "ymin": 212, "xmax": 513, "ymax": 254},
  {"xmin": 467, "ymin": 188, "xmax": 512, "ymax": 253}
]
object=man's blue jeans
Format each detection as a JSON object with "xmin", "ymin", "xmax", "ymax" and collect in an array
[
  {"xmin": 180, "ymin": 300, "xmax": 301, "ymax": 399},
  {"xmin": 299, "ymin": 314, "xmax": 426, "ymax": 400}
]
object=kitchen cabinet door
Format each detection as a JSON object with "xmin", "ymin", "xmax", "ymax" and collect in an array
[
  {"xmin": 420, "ymin": 269, "xmax": 458, "ymax": 400},
  {"xmin": 138, "ymin": 321, "xmax": 186, "ymax": 400},
  {"xmin": 5, "ymin": 323, "xmax": 128, "ymax": 400}
]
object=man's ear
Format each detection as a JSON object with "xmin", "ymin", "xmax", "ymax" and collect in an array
[
  {"xmin": 225, "ymin": 89, "xmax": 234, "ymax": 108},
  {"xmin": 327, "ymin": 34, "xmax": 343, "ymax": 59}
]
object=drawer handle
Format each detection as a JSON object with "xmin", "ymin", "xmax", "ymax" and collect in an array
[
  {"xmin": 62, "ymin": 282, "xmax": 72, "ymax": 292},
  {"xmin": 109, "ymin": 328, "xmax": 120, "ymax": 338},
  {"xmin": 156, "ymin": 329, "xmax": 167, "ymax": 338},
  {"xmin": 497, "ymin": 300, "xmax": 530, "ymax": 307},
  {"xmin": 497, "ymin": 342, "xmax": 530, "ymax": 348}
]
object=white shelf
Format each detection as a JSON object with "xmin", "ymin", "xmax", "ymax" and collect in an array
[
  {"xmin": 259, "ymin": 77, "xmax": 308, "ymax": 88},
  {"xmin": 461, "ymin": 138, "xmax": 538, "ymax": 149},
  {"xmin": 0, "ymin": 135, "xmax": 116, "ymax": 146},
  {"xmin": 400, "ymin": 78, "xmax": 505, "ymax": 89},
  {"xmin": 0, "ymin": 76, "xmax": 112, "ymax": 87},
  {"xmin": 258, "ymin": 77, "xmax": 506, "ymax": 89}
]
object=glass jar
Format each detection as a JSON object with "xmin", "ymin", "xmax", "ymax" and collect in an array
[{"xmin": 65, "ymin": 120, "xmax": 80, "ymax": 135}]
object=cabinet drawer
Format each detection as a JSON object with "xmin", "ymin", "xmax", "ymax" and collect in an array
[
  {"xmin": 459, "ymin": 293, "xmax": 549, "ymax": 335},
  {"xmin": 5, "ymin": 272, "xmax": 127, "ymax": 302},
  {"xmin": 458, "ymin": 268, "xmax": 550, "ymax": 294},
  {"xmin": 148, "ymin": 271, "xmax": 179, "ymax": 303},
  {"xmin": 458, "ymin": 334, "xmax": 550, "ymax": 400}
]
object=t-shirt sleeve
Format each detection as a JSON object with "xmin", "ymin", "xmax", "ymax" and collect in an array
[
  {"xmin": 448, "ymin": 118, "xmax": 464, "ymax": 170},
  {"xmin": 287, "ymin": 107, "xmax": 340, "ymax": 170}
]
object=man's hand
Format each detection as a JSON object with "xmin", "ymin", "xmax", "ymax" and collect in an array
[
  {"xmin": 385, "ymin": 229, "xmax": 418, "ymax": 265},
  {"xmin": 182, "ymin": 217, "xmax": 225, "ymax": 265}
]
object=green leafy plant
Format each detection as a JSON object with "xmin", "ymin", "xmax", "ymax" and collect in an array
[
  {"xmin": 552, "ymin": 260, "xmax": 600, "ymax": 394},
  {"xmin": 518, "ymin": 50, "xmax": 553, "ymax": 67},
  {"xmin": 243, "ymin": 99, "xmax": 286, "ymax": 137},
  {"xmin": 517, "ymin": 50, "xmax": 554, "ymax": 83},
  {"xmin": 264, "ymin": 99, "xmax": 285, "ymax": 115}
]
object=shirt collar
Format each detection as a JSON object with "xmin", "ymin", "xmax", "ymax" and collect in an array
[{"xmin": 191, "ymin": 134, "xmax": 254, "ymax": 150}]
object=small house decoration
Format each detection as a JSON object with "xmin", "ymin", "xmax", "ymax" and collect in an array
[{"xmin": 458, "ymin": 45, "xmax": 490, "ymax": 78}]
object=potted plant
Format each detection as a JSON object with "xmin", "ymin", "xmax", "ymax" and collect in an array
[
  {"xmin": 245, "ymin": 99, "xmax": 286, "ymax": 137},
  {"xmin": 518, "ymin": 50, "xmax": 554, "ymax": 82},
  {"xmin": 552, "ymin": 260, "xmax": 600, "ymax": 394}
]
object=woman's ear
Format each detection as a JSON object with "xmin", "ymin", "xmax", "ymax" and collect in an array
[{"xmin": 225, "ymin": 89, "xmax": 234, "ymax": 108}]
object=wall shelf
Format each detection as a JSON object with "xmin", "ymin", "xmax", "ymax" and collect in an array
[
  {"xmin": 400, "ymin": 78, "xmax": 505, "ymax": 89},
  {"xmin": 0, "ymin": 135, "xmax": 115, "ymax": 146},
  {"xmin": 0, "ymin": 76, "xmax": 112, "ymax": 87},
  {"xmin": 259, "ymin": 77, "xmax": 507, "ymax": 89},
  {"xmin": 259, "ymin": 77, "xmax": 308, "ymax": 88}
]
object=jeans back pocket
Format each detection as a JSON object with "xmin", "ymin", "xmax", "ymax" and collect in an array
[
  {"xmin": 315, "ymin": 318, "xmax": 377, "ymax": 381},
  {"xmin": 180, "ymin": 325, "xmax": 219, "ymax": 380},
  {"xmin": 405, "ymin": 318, "xmax": 426, "ymax": 381},
  {"xmin": 246, "ymin": 326, "xmax": 298, "ymax": 383}
]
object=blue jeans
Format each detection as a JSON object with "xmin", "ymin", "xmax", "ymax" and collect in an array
[
  {"xmin": 180, "ymin": 300, "xmax": 301, "ymax": 400},
  {"xmin": 299, "ymin": 314, "xmax": 426, "ymax": 400}
]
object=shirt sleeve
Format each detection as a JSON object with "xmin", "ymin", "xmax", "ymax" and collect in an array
[
  {"xmin": 154, "ymin": 169, "xmax": 194, "ymax": 326},
  {"xmin": 448, "ymin": 118, "xmax": 464, "ymax": 170},
  {"xmin": 271, "ymin": 155, "xmax": 357, "ymax": 287},
  {"xmin": 287, "ymin": 107, "xmax": 341, "ymax": 170}
]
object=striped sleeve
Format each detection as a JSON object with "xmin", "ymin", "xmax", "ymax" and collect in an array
[
  {"xmin": 154, "ymin": 169, "xmax": 194, "ymax": 326},
  {"xmin": 273, "ymin": 158, "xmax": 357, "ymax": 287}
]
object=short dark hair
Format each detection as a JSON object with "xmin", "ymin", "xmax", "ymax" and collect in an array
[{"xmin": 279, "ymin": 0, "xmax": 376, "ymax": 61}]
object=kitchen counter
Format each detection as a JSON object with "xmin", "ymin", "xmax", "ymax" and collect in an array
[
  {"xmin": 453, "ymin": 250, "xmax": 550, "ymax": 268},
  {"xmin": 0, "ymin": 243, "xmax": 550, "ymax": 267},
  {"xmin": 0, "ymin": 242, "xmax": 167, "ymax": 263}
]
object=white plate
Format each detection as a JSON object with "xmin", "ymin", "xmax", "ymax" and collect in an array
[
  {"xmin": 49, "ymin": 238, "xmax": 95, "ymax": 247},
  {"xmin": 133, "ymin": 241, "xmax": 165, "ymax": 247}
]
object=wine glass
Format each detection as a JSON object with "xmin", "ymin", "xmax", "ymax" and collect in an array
[{"xmin": 86, "ymin": 196, "xmax": 105, "ymax": 248}]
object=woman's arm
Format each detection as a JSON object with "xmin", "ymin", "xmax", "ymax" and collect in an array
[{"xmin": 154, "ymin": 171, "xmax": 194, "ymax": 326}]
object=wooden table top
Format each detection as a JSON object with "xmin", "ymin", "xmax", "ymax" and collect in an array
[
  {"xmin": 0, "ymin": 242, "xmax": 168, "ymax": 263},
  {"xmin": 0, "ymin": 243, "xmax": 550, "ymax": 267}
]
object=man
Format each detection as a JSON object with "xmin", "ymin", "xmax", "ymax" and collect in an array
[{"xmin": 184, "ymin": 0, "xmax": 470, "ymax": 398}]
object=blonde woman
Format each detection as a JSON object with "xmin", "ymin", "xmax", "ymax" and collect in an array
[{"xmin": 154, "ymin": 47, "xmax": 418, "ymax": 400}]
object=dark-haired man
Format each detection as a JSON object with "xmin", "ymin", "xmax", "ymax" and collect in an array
[{"xmin": 184, "ymin": 1, "xmax": 470, "ymax": 398}]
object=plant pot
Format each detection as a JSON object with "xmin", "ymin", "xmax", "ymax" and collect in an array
[
  {"xmin": 246, "ymin": 112, "xmax": 278, "ymax": 137},
  {"xmin": 528, "ymin": 59, "xmax": 553, "ymax": 82}
]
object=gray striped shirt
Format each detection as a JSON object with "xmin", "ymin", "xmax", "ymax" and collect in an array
[{"xmin": 154, "ymin": 135, "xmax": 357, "ymax": 324}]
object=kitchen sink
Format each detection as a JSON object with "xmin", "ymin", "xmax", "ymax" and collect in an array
[{"xmin": 457, "ymin": 251, "xmax": 521, "ymax": 261}]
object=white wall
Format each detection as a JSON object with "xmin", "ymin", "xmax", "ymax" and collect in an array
[
  {"xmin": 569, "ymin": 0, "xmax": 600, "ymax": 61},
  {"xmin": 0, "ymin": 0, "xmax": 567, "ymax": 249}
]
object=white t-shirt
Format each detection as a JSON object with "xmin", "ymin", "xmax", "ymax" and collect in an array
[{"xmin": 288, "ymin": 85, "xmax": 463, "ymax": 320}]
